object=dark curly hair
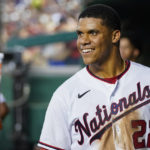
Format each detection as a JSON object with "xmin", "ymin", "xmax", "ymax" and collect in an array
[{"xmin": 78, "ymin": 4, "xmax": 121, "ymax": 30}]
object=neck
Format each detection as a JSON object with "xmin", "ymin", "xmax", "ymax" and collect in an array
[{"xmin": 89, "ymin": 47, "xmax": 125, "ymax": 78}]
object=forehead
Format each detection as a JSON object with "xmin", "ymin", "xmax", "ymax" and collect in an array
[{"xmin": 77, "ymin": 17, "xmax": 104, "ymax": 30}]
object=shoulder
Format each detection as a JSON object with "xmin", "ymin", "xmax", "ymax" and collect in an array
[
  {"xmin": 53, "ymin": 67, "xmax": 86, "ymax": 97},
  {"xmin": 130, "ymin": 61, "xmax": 150, "ymax": 72},
  {"xmin": 48, "ymin": 67, "xmax": 87, "ymax": 107},
  {"xmin": 128, "ymin": 61, "xmax": 150, "ymax": 81}
]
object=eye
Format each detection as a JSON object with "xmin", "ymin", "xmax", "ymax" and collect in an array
[
  {"xmin": 89, "ymin": 30, "xmax": 99, "ymax": 36},
  {"xmin": 76, "ymin": 31, "xmax": 83, "ymax": 37}
]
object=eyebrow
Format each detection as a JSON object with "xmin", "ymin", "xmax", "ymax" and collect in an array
[
  {"xmin": 76, "ymin": 30, "xmax": 82, "ymax": 34},
  {"xmin": 76, "ymin": 29, "xmax": 100, "ymax": 34},
  {"xmin": 88, "ymin": 29, "xmax": 100, "ymax": 33}
]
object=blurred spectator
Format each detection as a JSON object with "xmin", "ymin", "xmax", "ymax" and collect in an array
[
  {"xmin": 1, "ymin": 0, "xmax": 80, "ymax": 41},
  {"xmin": 120, "ymin": 31, "xmax": 142, "ymax": 62}
]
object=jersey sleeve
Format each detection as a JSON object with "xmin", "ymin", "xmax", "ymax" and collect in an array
[
  {"xmin": 37, "ymin": 90, "xmax": 71, "ymax": 150},
  {"xmin": 0, "ymin": 93, "xmax": 6, "ymax": 103}
]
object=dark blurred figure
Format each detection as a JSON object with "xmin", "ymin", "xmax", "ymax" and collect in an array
[{"xmin": 120, "ymin": 31, "xmax": 142, "ymax": 62}]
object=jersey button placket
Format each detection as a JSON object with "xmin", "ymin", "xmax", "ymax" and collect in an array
[
  {"xmin": 109, "ymin": 80, "xmax": 121, "ymax": 147},
  {"xmin": 107, "ymin": 80, "xmax": 119, "ymax": 102}
]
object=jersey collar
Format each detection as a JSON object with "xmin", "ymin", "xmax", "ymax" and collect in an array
[{"xmin": 86, "ymin": 60, "xmax": 130, "ymax": 84}]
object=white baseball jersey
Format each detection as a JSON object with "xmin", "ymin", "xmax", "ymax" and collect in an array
[{"xmin": 38, "ymin": 61, "xmax": 150, "ymax": 150}]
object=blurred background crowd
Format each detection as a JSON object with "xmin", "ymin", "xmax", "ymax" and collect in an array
[
  {"xmin": 0, "ymin": 0, "xmax": 82, "ymax": 66},
  {"xmin": 0, "ymin": 0, "xmax": 150, "ymax": 150}
]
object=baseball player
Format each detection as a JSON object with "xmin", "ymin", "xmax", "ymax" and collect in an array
[
  {"xmin": 0, "ymin": 92, "xmax": 9, "ymax": 129},
  {"xmin": 37, "ymin": 4, "xmax": 150, "ymax": 150},
  {"xmin": 0, "ymin": 53, "xmax": 9, "ymax": 129}
]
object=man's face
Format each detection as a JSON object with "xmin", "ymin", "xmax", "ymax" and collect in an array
[
  {"xmin": 120, "ymin": 37, "xmax": 135, "ymax": 60},
  {"xmin": 76, "ymin": 17, "xmax": 114, "ymax": 65}
]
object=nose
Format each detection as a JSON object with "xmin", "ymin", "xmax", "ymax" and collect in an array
[{"xmin": 80, "ymin": 34, "xmax": 91, "ymax": 45}]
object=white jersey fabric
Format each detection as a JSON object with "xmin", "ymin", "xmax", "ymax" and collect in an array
[
  {"xmin": 0, "ymin": 93, "xmax": 5, "ymax": 103},
  {"xmin": 38, "ymin": 61, "xmax": 150, "ymax": 150}
]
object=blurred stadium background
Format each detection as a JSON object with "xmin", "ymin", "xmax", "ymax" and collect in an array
[{"xmin": 0, "ymin": 0, "xmax": 150, "ymax": 150}]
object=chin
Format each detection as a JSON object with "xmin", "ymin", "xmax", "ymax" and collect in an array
[{"xmin": 83, "ymin": 59, "xmax": 94, "ymax": 65}]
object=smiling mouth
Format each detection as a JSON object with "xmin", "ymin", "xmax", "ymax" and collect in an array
[{"xmin": 82, "ymin": 49, "xmax": 95, "ymax": 54}]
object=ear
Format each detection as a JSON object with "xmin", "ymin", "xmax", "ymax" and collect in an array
[
  {"xmin": 133, "ymin": 48, "xmax": 140, "ymax": 58},
  {"xmin": 112, "ymin": 30, "xmax": 121, "ymax": 44}
]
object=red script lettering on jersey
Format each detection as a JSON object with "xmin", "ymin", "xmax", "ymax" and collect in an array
[{"xmin": 74, "ymin": 82, "xmax": 150, "ymax": 145}]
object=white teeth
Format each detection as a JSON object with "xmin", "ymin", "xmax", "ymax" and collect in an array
[{"xmin": 82, "ymin": 49, "xmax": 93, "ymax": 53}]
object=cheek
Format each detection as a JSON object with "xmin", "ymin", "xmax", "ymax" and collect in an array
[
  {"xmin": 94, "ymin": 37, "xmax": 110, "ymax": 49},
  {"xmin": 92, "ymin": 38, "xmax": 101, "ymax": 45},
  {"xmin": 76, "ymin": 39, "xmax": 80, "ymax": 50}
]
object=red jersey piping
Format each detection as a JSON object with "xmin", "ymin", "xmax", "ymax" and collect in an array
[{"xmin": 38, "ymin": 141, "xmax": 65, "ymax": 150}]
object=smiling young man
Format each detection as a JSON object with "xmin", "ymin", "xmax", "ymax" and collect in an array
[
  {"xmin": 76, "ymin": 13, "xmax": 124, "ymax": 78},
  {"xmin": 38, "ymin": 4, "xmax": 150, "ymax": 150}
]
